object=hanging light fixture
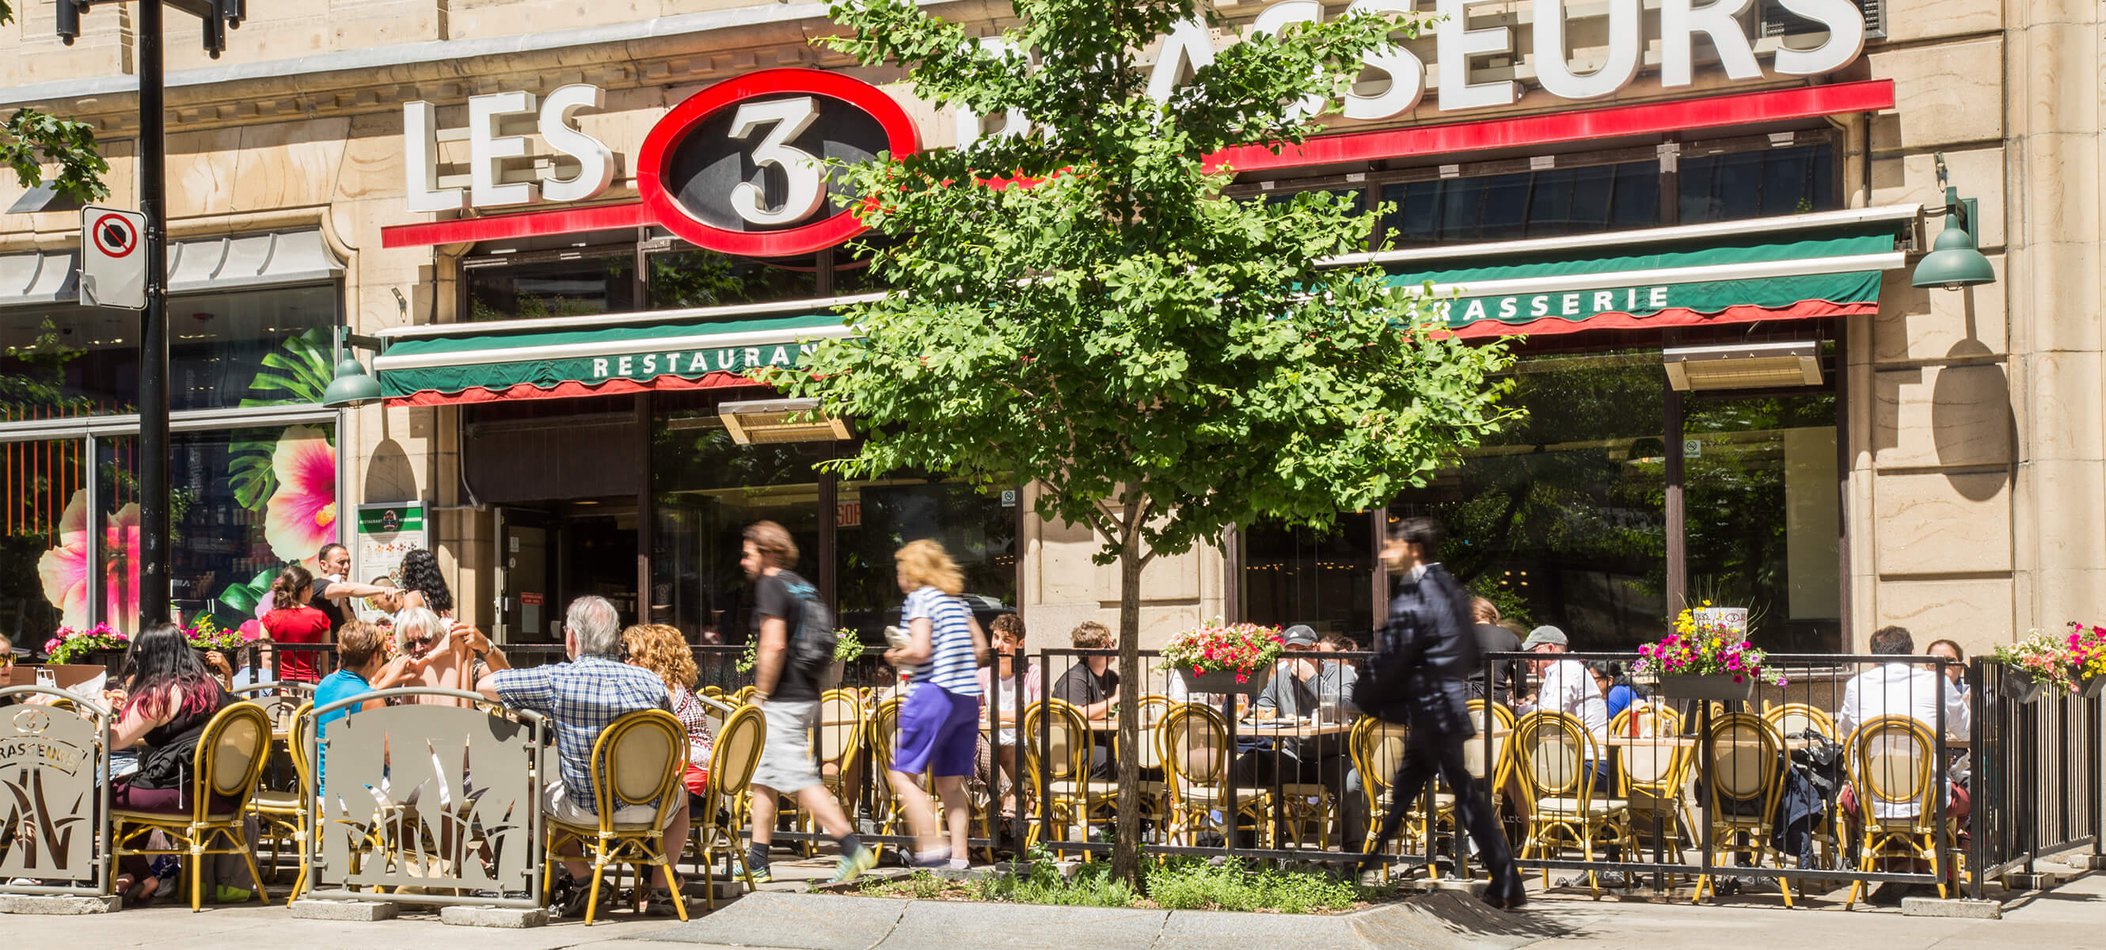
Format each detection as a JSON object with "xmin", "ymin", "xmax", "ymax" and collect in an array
[
  {"xmin": 1911, "ymin": 153, "xmax": 1995, "ymax": 291},
  {"xmin": 322, "ymin": 326, "xmax": 386, "ymax": 408}
]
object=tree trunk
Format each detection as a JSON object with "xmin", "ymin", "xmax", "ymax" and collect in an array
[{"xmin": 1110, "ymin": 501, "xmax": 1145, "ymax": 884}]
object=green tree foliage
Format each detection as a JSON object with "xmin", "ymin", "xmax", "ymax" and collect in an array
[
  {"xmin": 0, "ymin": 3, "xmax": 108, "ymax": 204},
  {"xmin": 784, "ymin": 0, "xmax": 1517, "ymax": 877}
]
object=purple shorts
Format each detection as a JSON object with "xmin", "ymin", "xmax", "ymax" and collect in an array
[{"xmin": 893, "ymin": 683, "xmax": 979, "ymax": 778}]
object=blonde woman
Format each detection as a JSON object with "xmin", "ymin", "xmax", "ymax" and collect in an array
[
  {"xmin": 393, "ymin": 606, "xmax": 509, "ymax": 706},
  {"xmin": 883, "ymin": 539, "xmax": 989, "ymax": 869},
  {"xmin": 624, "ymin": 623, "xmax": 716, "ymax": 795}
]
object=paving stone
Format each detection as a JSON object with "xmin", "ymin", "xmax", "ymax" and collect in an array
[
  {"xmin": 1899, "ymin": 897, "xmax": 2003, "ymax": 919},
  {"xmin": 628, "ymin": 891, "xmax": 905, "ymax": 949},
  {"xmin": 1155, "ymin": 908, "xmax": 1360, "ymax": 950},
  {"xmin": 439, "ymin": 904, "xmax": 549, "ymax": 928},
  {"xmin": 287, "ymin": 898, "xmax": 401, "ymax": 921},
  {"xmin": 0, "ymin": 894, "xmax": 119, "ymax": 915}
]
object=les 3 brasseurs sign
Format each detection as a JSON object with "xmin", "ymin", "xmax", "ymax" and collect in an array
[{"xmin": 394, "ymin": 0, "xmax": 1867, "ymax": 256}]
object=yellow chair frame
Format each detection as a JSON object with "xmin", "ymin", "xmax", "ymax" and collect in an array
[
  {"xmin": 1843, "ymin": 715, "xmax": 1952, "ymax": 908},
  {"xmin": 1511, "ymin": 709, "xmax": 1633, "ymax": 895},
  {"xmin": 1022, "ymin": 698, "xmax": 1120, "ymax": 855},
  {"xmin": 788, "ymin": 688, "xmax": 866, "ymax": 856},
  {"xmin": 1155, "ymin": 702, "xmax": 1272, "ymax": 850},
  {"xmin": 1690, "ymin": 712, "xmax": 1794, "ymax": 907},
  {"xmin": 1763, "ymin": 702, "xmax": 1839, "ymax": 742},
  {"xmin": 692, "ymin": 703, "xmax": 766, "ymax": 910},
  {"xmin": 544, "ymin": 708, "xmax": 690, "ymax": 925},
  {"xmin": 111, "ymin": 701, "xmax": 274, "ymax": 912}
]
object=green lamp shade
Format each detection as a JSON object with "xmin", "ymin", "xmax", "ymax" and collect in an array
[
  {"xmin": 1911, "ymin": 217, "xmax": 1995, "ymax": 290},
  {"xmin": 322, "ymin": 355, "xmax": 382, "ymax": 408}
]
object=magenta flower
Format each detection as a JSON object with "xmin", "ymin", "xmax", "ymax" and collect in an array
[
  {"xmin": 262, "ymin": 426, "xmax": 338, "ymax": 564},
  {"xmin": 35, "ymin": 490, "xmax": 143, "ymax": 632}
]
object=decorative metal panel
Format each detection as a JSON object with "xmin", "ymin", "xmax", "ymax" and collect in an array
[{"xmin": 0, "ymin": 687, "xmax": 110, "ymax": 895}]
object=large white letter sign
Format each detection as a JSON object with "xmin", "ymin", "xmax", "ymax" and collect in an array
[
  {"xmin": 402, "ymin": 100, "xmax": 463, "ymax": 213},
  {"xmin": 538, "ymin": 84, "xmax": 615, "ymax": 203},
  {"xmin": 727, "ymin": 97, "xmax": 826, "ymax": 227},
  {"xmin": 1345, "ymin": 0, "xmax": 1427, "ymax": 120},
  {"xmin": 469, "ymin": 90, "xmax": 539, "ymax": 207},
  {"xmin": 1662, "ymin": 0, "xmax": 1762, "ymax": 87},
  {"xmin": 955, "ymin": 37, "xmax": 1031, "ymax": 148},
  {"xmin": 1436, "ymin": 0, "xmax": 1520, "ymax": 111},
  {"xmin": 1251, "ymin": 0, "xmax": 1326, "ymax": 120},
  {"xmin": 1532, "ymin": 0, "xmax": 1642, "ymax": 100},
  {"xmin": 1147, "ymin": 19, "xmax": 1218, "ymax": 104},
  {"xmin": 1770, "ymin": 0, "xmax": 1867, "ymax": 76}
]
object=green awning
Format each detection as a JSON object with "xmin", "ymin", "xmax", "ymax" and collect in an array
[
  {"xmin": 374, "ymin": 309, "xmax": 849, "ymax": 406},
  {"xmin": 1375, "ymin": 211, "xmax": 1908, "ymax": 337}
]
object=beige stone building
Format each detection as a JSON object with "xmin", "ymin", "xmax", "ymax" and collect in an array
[{"xmin": 0, "ymin": 0, "xmax": 2093, "ymax": 658}]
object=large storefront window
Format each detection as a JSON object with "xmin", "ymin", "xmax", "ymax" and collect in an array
[
  {"xmin": 1388, "ymin": 347, "xmax": 1841, "ymax": 651},
  {"xmin": 0, "ymin": 437, "xmax": 85, "ymax": 643},
  {"xmin": 1, "ymin": 284, "xmax": 339, "ymax": 418},
  {"xmin": 465, "ymin": 246, "xmax": 830, "ymax": 323},
  {"xmin": 1382, "ymin": 160, "xmax": 1660, "ymax": 247},
  {"xmin": 93, "ymin": 424, "xmax": 338, "ymax": 633},
  {"xmin": 1240, "ymin": 515, "xmax": 1377, "ymax": 639},
  {"xmin": 833, "ymin": 476, "xmax": 1017, "ymax": 637}
]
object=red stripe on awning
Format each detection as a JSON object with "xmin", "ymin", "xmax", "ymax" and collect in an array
[
  {"xmin": 385, "ymin": 369, "xmax": 768, "ymax": 407},
  {"xmin": 1442, "ymin": 299, "xmax": 1875, "ymax": 339}
]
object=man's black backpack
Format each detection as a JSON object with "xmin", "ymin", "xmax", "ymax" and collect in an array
[{"xmin": 780, "ymin": 573, "xmax": 839, "ymax": 678}]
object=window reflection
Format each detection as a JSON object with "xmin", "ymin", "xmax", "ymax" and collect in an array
[{"xmin": 1240, "ymin": 515, "xmax": 1376, "ymax": 640}]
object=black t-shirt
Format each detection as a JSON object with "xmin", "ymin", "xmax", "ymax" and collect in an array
[
  {"xmin": 311, "ymin": 579, "xmax": 351, "ymax": 634},
  {"xmin": 1052, "ymin": 661, "xmax": 1118, "ymax": 708},
  {"xmin": 1467, "ymin": 622, "xmax": 1523, "ymax": 698},
  {"xmin": 753, "ymin": 570, "xmax": 819, "ymax": 702}
]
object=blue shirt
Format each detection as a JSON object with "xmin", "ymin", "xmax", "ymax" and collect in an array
[
  {"xmin": 489, "ymin": 655, "xmax": 670, "ymax": 812},
  {"xmin": 1604, "ymin": 684, "xmax": 1638, "ymax": 723},
  {"xmin": 903, "ymin": 586, "xmax": 981, "ymax": 697},
  {"xmin": 312, "ymin": 668, "xmax": 373, "ymax": 794}
]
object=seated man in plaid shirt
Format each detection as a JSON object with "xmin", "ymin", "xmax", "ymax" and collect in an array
[{"xmin": 475, "ymin": 594, "xmax": 688, "ymax": 916}]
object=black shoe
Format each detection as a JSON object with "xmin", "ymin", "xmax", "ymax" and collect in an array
[
  {"xmin": 1483, "ymin": 873, "xmax": 1528, "ymax": 910},
  {"xmin": 560, "ymin": 879, "xmax": 621, "ymax": 918}
]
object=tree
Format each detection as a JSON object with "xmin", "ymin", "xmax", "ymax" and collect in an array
[
  {"xmin": 784, "ymin": 0, "xmax": 1517, "ymax": 879},
  {"xmin": 0, "ymin": 2, "xmax": 110, "ymax": 204}
]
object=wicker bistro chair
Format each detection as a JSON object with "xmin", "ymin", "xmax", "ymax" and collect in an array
[
  {"xmin": 1348, "ymin": 716, "xmax": 1419, "ymax": 878},
  {"xmin": 544, "ymin": 709, "xmax": 691, "ymax": 925},
  {"xmin": 249, "ymin": 700, "xmax": 313, "ymax": 888},
  {"xmin": 111, "ymin": 701, "xmax": 274, "ymax": 912},
  {"xmin": 1610, "ymin": 705, "xmax": 1694, "ymax": 861},
  {"xmin": 1764, "ymin": 703, "xmax": 1839, "ymax": 742},
  {"xmin": 1128, "ymin": 694, "xmax": 1175, "ymax": 832},
  {"xmin": 1020, "ymin": 699, "xmax": 1121, "ymax": 855},
  {"xmin": 787, "ymin": 689, "xmax": 867, "ymax": 856},
  {"xmin": 1431, "ymin": 700, "xmax": 1518, "ymax": 878},
  {"xmin": 865, "ymin": 696, "xmax": 908, "ymax": 838},
  {"xmin": 1155, "ymin": 702, "xmax": 1273, "ymax": 850},
  {"xmin": 692, "ymin": 703, "xmax": 766, "ymax": 910},
  {"xmin": 1511, "ymin": 710, "xmax": 1634, "ymax": 895},
  {"xmin": 1843, "ymin": 715, "xmax": 1953, "ymax": 908},
  {"xmin": 1691, "ymin": 712, "xmax": 1794, "ymax": 907}
]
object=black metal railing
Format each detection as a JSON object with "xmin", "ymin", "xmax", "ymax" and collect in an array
[{"xmin": 1967, "ymin": 661, "xmax": 2105, "ymax": 896}]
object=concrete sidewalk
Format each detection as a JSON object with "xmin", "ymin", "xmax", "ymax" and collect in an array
[{"xmin": 4, "ymin": 868, "xmax": 2098, "ymax": 950}]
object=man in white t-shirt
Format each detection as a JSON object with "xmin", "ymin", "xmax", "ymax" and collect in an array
[{"xmin": 1517, "ymin": 625, "xmax": 1610, "ymax": 787}]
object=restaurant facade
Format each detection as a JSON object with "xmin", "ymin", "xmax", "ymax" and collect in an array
[{"xmin": 0, "ymin": 0, "xmax": 2090, "ymax": 656}]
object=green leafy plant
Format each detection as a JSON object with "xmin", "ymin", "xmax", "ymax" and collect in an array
[
  {"xmin": 834, "ymin": 629, "xmax": 867, "ymax": 663},
  {"xmin": 735, "ymin": 637, "xmax": 759, "ymax": 675},
  {"xmin": 1145, "ymin": 859, "xmax": 1359, "ymax": 914},
  {"xmin": 226, "ymin": 328, "xmax": 335, "ymax": 508},
  {"xmin": 792, "ymin": 0, "xmax": 1516, "ymax": 881}
]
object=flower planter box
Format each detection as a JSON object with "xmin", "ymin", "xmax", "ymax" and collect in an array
[
  {"xmin": 818, "ymin": 660, "xmax": 845, "ymax": 692},
  {"xmin": 2000, "ymin": 668, "xmax": 2045, "ymax": 703},
  {"xmin": 1654, "ymin": 673, "xmax": 1755, "ymax": 704},
  {"xmin": 2078, "ymin": 672, "xmax": 2106, "ymax": 700},
  {"xmin": 1177, "ymin": 665, "xmax": 1272, "ymax": 697}
]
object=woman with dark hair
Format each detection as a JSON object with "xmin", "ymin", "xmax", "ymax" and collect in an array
[
  {"xmin": 260, "ymin": 563, "xmax": 331, "ymax": 683},
  {"xmin": 1587, "ymin": 660, "xmax": 1644, "ymax": 724},
  {"xmin": 109, "ymin": 622, "xmax": 236, "ymax": 901},
  {"xmin": 396, "ymin": 547, "xmax": 454, "ymax": 617}
]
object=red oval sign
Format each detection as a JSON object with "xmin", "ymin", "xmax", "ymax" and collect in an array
[{"xmin": 637, "ymin": 68, "xmax": 918, "ymax": 258}]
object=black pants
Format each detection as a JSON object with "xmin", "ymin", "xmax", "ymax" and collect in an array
[{"xmin": 1369, "ymin": 721, "xmax": 1520, "ymax": 891}]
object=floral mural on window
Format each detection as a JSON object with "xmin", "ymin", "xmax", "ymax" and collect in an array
[{"xmin": 34, "ymin": 490, "xmax": 140, "ymax": 633}]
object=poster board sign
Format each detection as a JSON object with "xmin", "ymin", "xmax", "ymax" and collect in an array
[
  {"xmin": 356, "ymin": 502, "xmax": 428, "ymax": 619},
  {"xmin": 1692, "ymin": 607, "xmax": 1749, "ymax": 637}
]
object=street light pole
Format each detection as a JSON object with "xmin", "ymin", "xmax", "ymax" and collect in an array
[{"xmin": 137, "ymin": 0, "xmax": 171, "ymax": 627}]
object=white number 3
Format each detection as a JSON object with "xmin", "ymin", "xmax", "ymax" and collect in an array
[{"xmin": 727, "ymin": 97, "xmax": 825, "ymax": 227}]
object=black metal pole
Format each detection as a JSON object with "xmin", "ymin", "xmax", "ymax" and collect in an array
[{"xmin": 138, "ymin": 0, "xmax": 171, "ymax": 627}]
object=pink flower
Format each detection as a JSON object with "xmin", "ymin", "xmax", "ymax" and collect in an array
[
  {"xmin": 35, "ymin": 490, "xmax": 143, "ymax": 632},
  {"xmin": 240, "ymin": 620, "xmax": 263, "ymax": 642},
  {"xmin": 262, "ymin": 426, "xmax": 338, "ymax": 565}
]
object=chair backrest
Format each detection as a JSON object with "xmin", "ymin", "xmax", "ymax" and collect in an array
[
  {"xmin": 591, "ymin": 708, "xmax": 687, "ymax": 829},
  {"xmin": 1464, "ymin": 699, "xmax": 1514, "ymax": 785},
  {"xmin": 867, "ymin": 696, "xmax": 904, "ymax": 775},
  {"xmin": 1348, "ymin": 716, "xmax": 1412, "ymax": 799},
  {"xmin": 287, "ymin": 701, "xmax": 316, "ymax": 793},
  {"xmin": 1126, "ymin": 695, "xmax": 1173, "ymax": 770},
  {"xmin": 1704, "ymin": 712, "xmax": 1785, "ymax": 815},
  {"xmin": 816, "ymin": 688, "xmax": 865, "ymax": 771},
  {"xmin": 707, "ymin": 704, "xmax": 767, "ymax": 804},
  {"xmin": 193, "ymin": 701, "xmax": 273, "ymax": 819},
  {"xmin": 1850, "ymin": 714, "xmax": 1938, "ymax": 828},
  {"xmin": 1157, "ymin": 702, "xmax": 1230, "ymax": 794},
  {"xmin": 1511, "ymin": 710, "xmax": 1599, "ymax": 805},
  {"xmin": 1612, "ymin": 701, "xmax": 1681, "ymax": 738},
  {"xmin": 1763, "ymin": 702, "xmax": 1837, "ymax": 741},
  {"xmin": 1021, "ymin": 699, "xmax": 1091, "ymax": 786},
  {"xmin": 732, "ymin": 686, "xmax": 756, "ymax": 705}
]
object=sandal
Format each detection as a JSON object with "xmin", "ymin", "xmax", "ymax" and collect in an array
[
  {"xmin": 559, "ymin": 878, "xmax": 620, "ymax": 918},
  {"xmin": 643, "ymin": 889, "xmax": 682, "ymax": 917}
]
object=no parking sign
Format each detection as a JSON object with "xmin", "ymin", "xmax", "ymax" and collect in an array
[{"xmin": 79, "ymin": 205, "xmax": 146, "ymax": 309}]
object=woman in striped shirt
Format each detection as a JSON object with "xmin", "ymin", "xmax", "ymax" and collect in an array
[{"xmin": 883, "ymin": 539, "xmax": 989, "ymax": 869}]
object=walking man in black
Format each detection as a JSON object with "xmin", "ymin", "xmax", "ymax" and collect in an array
[{"xmin": 1355, "ymin": 517, "xmax": 1526, "ymax": 909}]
